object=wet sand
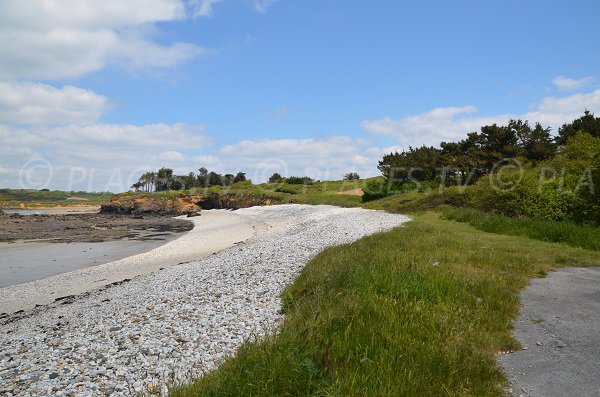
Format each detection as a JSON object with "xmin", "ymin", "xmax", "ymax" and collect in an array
[
  {"xmin": 0, "ymin": 212, "xmax": 193, "ymax": 243},
  {"xmin": 0, "ymin": 210, "xmax": 263, "ymax": 314},
  {"xmin": 2, "ymin": 206, "xmax": 101, "ymax": 216},
  {"xmin": 0, "ymin": 237, "xmax": 180, "ymax": 288}
]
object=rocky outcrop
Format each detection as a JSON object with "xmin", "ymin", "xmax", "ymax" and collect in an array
[
  {"xmin": 100, "ymin": 192, "xmax": 281, "ymax": 215},
  {"xmin": 196, "ymin": 192, "xmax": 279, "ymax": 210},
  {"xmin": 100, "ymin": 194, "xmax": 204, "ymax": 216}
]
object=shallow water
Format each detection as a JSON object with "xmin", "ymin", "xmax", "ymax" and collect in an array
[
  {"xmin": 0, "ymin": 234, "xmax": 180, "ymax": 288},
  {"xmin": 3, "ymin": 208, "xmax": 98, "ymax": 216}
]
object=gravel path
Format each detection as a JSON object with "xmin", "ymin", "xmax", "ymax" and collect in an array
[
  {"xmin": 0, "ymin": 205, "xmax": 409, "ymax": 396},
  {"xmin": 499, "ymin": 267, "xmax": 600, "ymax": 397}
]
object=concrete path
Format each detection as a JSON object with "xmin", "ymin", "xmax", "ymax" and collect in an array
[{"xmin": 500, "ymin": 267, "xmax": 600, "ymax": 396}]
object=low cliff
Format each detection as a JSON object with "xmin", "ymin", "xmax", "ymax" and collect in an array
[{"xmin": 100, "ymin": 191, "xmax": 283, "ymax": 215}]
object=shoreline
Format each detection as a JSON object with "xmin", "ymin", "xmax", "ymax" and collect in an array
[
  {"xmin": 0, "ymin": 205, "xmax": 410, "ymax": 396},
  {"xmin": 0, "ymin": 205, "xmax": 101, "ymax": 214},
  {"xmin": 0, "ymin": 210, "xmax": 263, "ymax": 314}
]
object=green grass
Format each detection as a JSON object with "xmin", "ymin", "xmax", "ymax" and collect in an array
[
  {"xmin": 106, "ymin": 179, "xmax": 367, "ymax": 210},
  {"xmin": 0, "ymin": 188, "xmax": 113, "ymax": 207},
  {"xmin": 441, "ymin": 207, "xmax": 600, "ymax": 251},
  {"xmin": 170, "ymin": 212, "xmax": 600, "ymax": 397}
]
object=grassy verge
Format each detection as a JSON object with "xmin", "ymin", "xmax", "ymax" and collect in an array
[
  {"xmin": 441, "ymin": 207, "xmax": 600, "ymax": 251},
  {"xmin": 171, "ymin": 212, "xmax": 600, "ymax": 396},
  {"xmin": 0, "ymin": 188, "xmax": 113, "ymax": 207}
]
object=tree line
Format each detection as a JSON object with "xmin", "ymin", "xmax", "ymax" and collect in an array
[
  {"xmin": 378, "ymin": 110, "xmax": 600, "ymax": 187},
  {"xmin": 132, "ymin": 167, "xmax": 247, "ymax": 192}
]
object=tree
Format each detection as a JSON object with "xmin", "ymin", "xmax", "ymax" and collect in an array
[
  {"xmin": 557, "ymin": 110, "xmax": 600, "ymax": 145},
  {"xmin": 286, "ymin": 176, "xmax": 314, "ymax": 185},
  {"xmin": 233, "ymin": 172, "xmax": 246, "ymax": 183},
  {"xmin": 208, "ymin": 171, "xmax": 223, "ymax": 187},
  {"xmin": 155, "ymin": 167, "xmax": 174, "ymax": 191},
  {"xmin": 478, "ymin": 124, "xmax": 519, "ymax": 170},
  {"xmin": 131, "ymin": 181, "xmax": 143, "ymax": 192},
  {"xmin": 222, "ymin": 174, "xmax": 235, "ymax": 186},
  {"xmin": 508, "ymin": 119, "xmax": 556, "ymax": 163},
  {"xmin": 182, "ymin": 172, "xmax": 198, "ymax": 190},
  {"xmin": 268, "ymin": 173, "xmax": 284, "ymax": 183},
  {"xmin": 197, "ymin": 167, "xmax": 209, "ymax": 187},
  {"xmin": 378, "ymin": 146, "xmax": 444, "ymax": 183},
  {"xmin": 344, "ymin": 172, "xmax": 360, "ymax": 180}
]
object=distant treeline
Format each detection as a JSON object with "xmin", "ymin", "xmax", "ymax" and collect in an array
[
  {"xmin": 371, "ymin": 111, "xmax": 600, "ymax": 224},
  {"xmin": 132, "ymin": 169, "xmax": 361, "ymax": 192},
  {"xmin": 377, "ymin": 110, "xmax": 600, "ymax": 186},
  {"xmin": 131, "ymin": 167, "xmax": 247, "ymax": 192}
]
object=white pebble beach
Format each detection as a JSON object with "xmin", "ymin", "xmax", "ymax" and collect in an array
[{"xmin": 0, "ymin": 205, "xmax": 409, "ymax": 396}]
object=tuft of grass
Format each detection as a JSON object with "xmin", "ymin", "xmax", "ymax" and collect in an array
[
  {"xmin": 170, "ymin": 212, "xmax": 600, "ymax": 397},
  {"xmin": 441, "ymin": 207, "xmax": 600, "ymax": 251}
]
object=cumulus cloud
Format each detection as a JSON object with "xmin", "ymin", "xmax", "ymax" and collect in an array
[
  {"xmin": 0, "ymin": 122, "xmax": 211, "ymax": 191},
  {"xmin": 218, "ymin": 136, "xmax": 381, "ymax": 182},
  {"xmin": 553, "ymin": 75, "xmax": 594, "ymax": 92},
  {"xmin": 0, "ymin": 82, "xmax": 110, "ymax": 125},
  {"xmin": 0, "ymin": 0, "xmax": 206, "ymax": 80},
  {"xmin": 362, "ymin": 89, "xmax": 600, "ymax": 147}
]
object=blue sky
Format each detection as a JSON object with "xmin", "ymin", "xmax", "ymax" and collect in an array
[{"xmin": 1, "ymin": 0, "xmax": 599, "ymax": 191}]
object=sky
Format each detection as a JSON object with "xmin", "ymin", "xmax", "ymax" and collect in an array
[{"xmin": 1, "ymin": 0, "xmax": 599, "ymax": 192}]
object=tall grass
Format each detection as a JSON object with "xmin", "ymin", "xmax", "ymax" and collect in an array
[
  {"xmin": 170, "ymin": 213, "xmax": 600, "ymax": 396},
  {"xmin": 442, "ymin": 207, "xmax": 600, "ymax": 251}
]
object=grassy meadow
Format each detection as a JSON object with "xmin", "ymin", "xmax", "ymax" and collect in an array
[{"xmin": 0, "ymin": 188, "xmax": 113, "ymax": 208}]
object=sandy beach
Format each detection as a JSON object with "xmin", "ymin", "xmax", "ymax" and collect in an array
[{"xmin": 0, "ymin": 210, "xmax": 261, "ymax": 314}]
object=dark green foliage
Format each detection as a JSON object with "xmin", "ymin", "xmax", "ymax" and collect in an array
[
  {"xmin": 286, "ymin": 176, "xmax": 314, "ymax": 185},
  {"xmin": 557, "ymin": 110, "xmax": 600, "ymax": 145},
  {"xmin": 510, "ymin": 120, "xmax": 556, "ymax": 163},
  {"xmin": 132, "ymin": 167, "xmax": 249, "ymax": 191},
  {"xmin": 361, "ymin": 177, "xmax": 391, "ymax": 202},
  {"xmin": 234, "ymin": 172, "xmax": 247, "ymax": 183},
  {"xmin": 268, "ymin": 173, "xmax": 284, "ymax": 183},
  {"xmin": 378, "ymin": 145, "xmax": 444, "ymax": 182},
  {"xmin": 376, "ymin": 112, "xmax": 597, "ymax": 224},
  {"xmin": 343, "ymin": 172, "xmax": 360, "ymax": 180}
]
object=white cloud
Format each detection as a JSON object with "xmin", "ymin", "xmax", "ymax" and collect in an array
[
  {"xmin": 0, "ymin": 0, "xmax": 206, "ymax": 80},
  {"xmin": 0, "ymin": 122, "xmax": 211, "ymax": 191},
  {"xmin": 191, "ymin": 155, "xmax": 219, "ymax": 165},
  {"xmin": 219, "ymin": 136, "xmax": 380, "ymax": 182},
  {"xmin": 553, "ymin": 75, "xmax": 594, "ymax": 92},
  {"xmin": 362, "ymin": 89, "xmax": 600, "ymax": 147},
  {"xmin": 253, "ymin": 0, "xmax": 278, "ymax": 13},
  {"xmin": 159, "ymin": 150, "xmax": 186, "ymax": 161},
  {"xmin": 0, "ymin": 82, "xmax": 110, "ymax": 125},
  {"xmin": 188, "ymin": 0, "xmax": 223, "ymax": 17}
]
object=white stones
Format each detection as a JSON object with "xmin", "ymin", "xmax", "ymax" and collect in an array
[{"xmin": 0, "ymin": 205, "xmax": 409, "ymax": 396}]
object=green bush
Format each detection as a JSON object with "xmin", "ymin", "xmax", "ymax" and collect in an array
[{"xmin": 361, "ymin": 178, "xmax": 391, "ymax": 202}]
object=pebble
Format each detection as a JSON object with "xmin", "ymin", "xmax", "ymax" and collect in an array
[{"xmin": 0, "ymin": 205, "xmax": 409, "ymax": 396}]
